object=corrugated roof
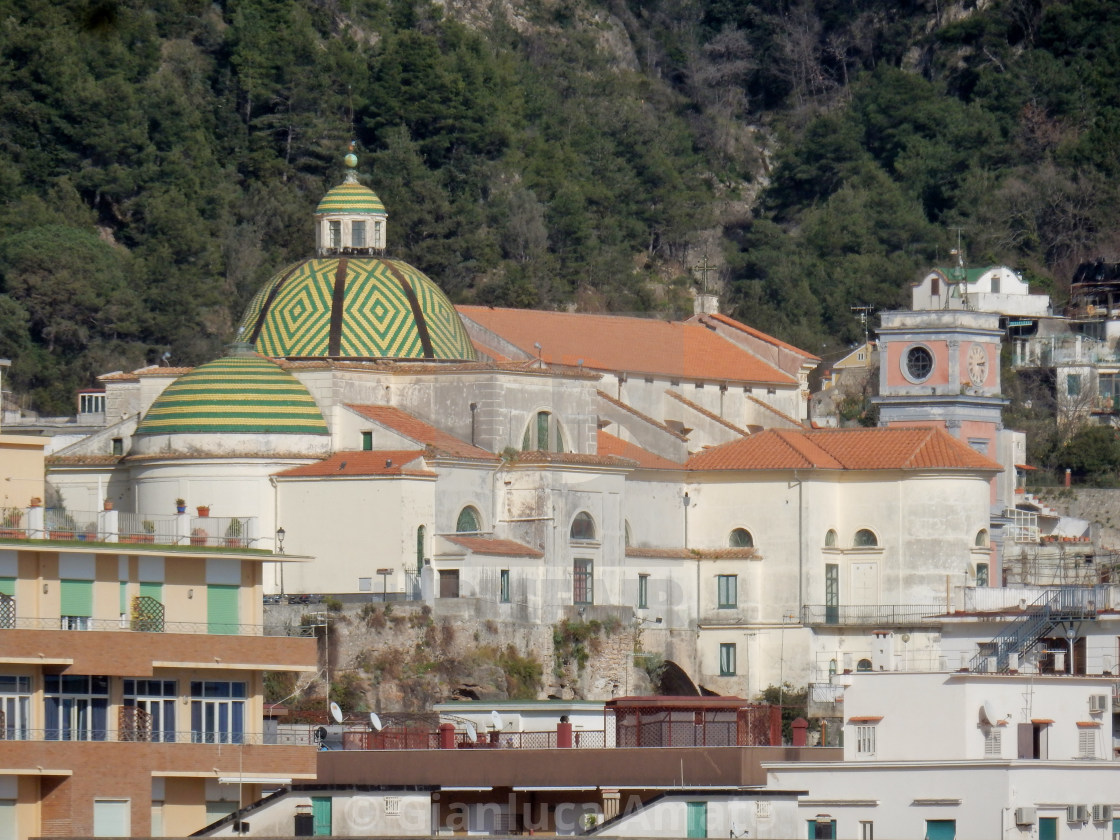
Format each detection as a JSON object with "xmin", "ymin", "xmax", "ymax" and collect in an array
[
  {"xmin": 597, "ymin": 431, "xmax": 683, "ymax": 470},
  {"xmin": 458, "ymin": 306, "xmax": 795, "ymax": 385},
  {"xmin": 275, "ymin": 450, "xmax": 433, "ymax": 477},
  {"xmin": 687, "ymin": 426, "xmax": 1003, "ymax": 472},
  {"xmin": 346, "ymin": 405, "xmax": 497, "ymax": 460},
  {"xmin": 444, "ymin": 536, "xmax": 544, "ymax": 557}
]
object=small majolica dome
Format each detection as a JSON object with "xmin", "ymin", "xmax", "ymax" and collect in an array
[
  {"xmin": 136, "ymin": 349, "xmax": 328, "ymax": 436},
  {"xmin": 237, "ymin": 154, "xmax": 477, "ymax": 361}
]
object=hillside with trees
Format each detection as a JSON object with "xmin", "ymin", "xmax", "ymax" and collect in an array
[{"xmin": 1, "ymin": 0, "xmax": 1119, "ymax": 414}]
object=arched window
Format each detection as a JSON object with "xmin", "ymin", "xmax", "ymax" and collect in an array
[
  {"xmin": 522, "ymin": 411, "xmax": 565, "ymax": 452},
  {"xmin": 729, "ymin": 528, "xmax": 754, "ymax": 548},
  {"xmin": 416, "ymin": 525, "xmax": 426, "ymax": 573},
  {"xmin": 825, "ymin": 529, "xmax": 838, "ymax": 547},
  {"xmin": 456, "ymin": 506, "xmax": 481, "ymax": 533},
  {"xmin": 975, "ymin": 529, "xmax": 989, "ymax": 548},
  {"xmin": 856, "ymin": 658, "xmax": 873, "ymax": 672},
  {"xmin": 570, "ymin": 512, "xmax": 596, "ymax": 541},
  {"xmin": 854, "ymin": 529, "xmax": 878, "ymax": 548}
]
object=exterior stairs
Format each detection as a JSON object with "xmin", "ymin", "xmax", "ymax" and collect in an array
[
  {"xmin": 969, "ymin": 587, "xmax": 1098, "ymax": 673},
  {"xmin": 1019, "ymin": 491, "xmax": 1061, "ymax": 518}
]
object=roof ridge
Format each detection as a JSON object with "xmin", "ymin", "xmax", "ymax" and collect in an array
[
  {"xmin": 666, "ymin": 390, "xmax": 748, "ymax": 436},
  {"xmin": 770, "ymin": 427, "xmax": 839, "ymax": 468},
  {"xmin": 699, "ymin": 313, "xmax": 820, "ymax": 360},
  {"xmin": 746, "ymin": 394, "xmax": 805, "ymax": 428}
]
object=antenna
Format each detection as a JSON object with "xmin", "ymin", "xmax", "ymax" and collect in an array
[
  {"xmin": 850, "ymin": 305, "xmax": 871, "ymax": 354},
  {"xmin": 369, "ymin": 712, "xmax": 383, "ymax": 732},
  {"xmin": 330, "ymin": 701, "xmax": 343, "ymax": 724},
  {"xmin": 490, "ymin": 710, "xmax": 503, "ymax": 732}
]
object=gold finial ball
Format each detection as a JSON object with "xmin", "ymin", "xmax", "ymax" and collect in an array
[{"xmin": 344, "ymin": 153, "xmax": 358, "ymax": 169}]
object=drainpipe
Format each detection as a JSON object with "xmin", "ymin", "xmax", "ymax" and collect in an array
[{"xmin": 792, "ymin": 471, "xmax": 804, "ymax": 614}]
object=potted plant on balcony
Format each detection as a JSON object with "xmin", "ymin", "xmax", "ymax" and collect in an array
[
  {"xmin": 190, "ymin": 527, "xmax": 208, "ymax": 547},
  {"xmin": 175, "ymin": 498, "xmax": 186, "ymax": 514},
  {"xmin": 138, "ymin": 520, "xmax": 156, "ymax": 544},
  {"xmin": 225, "ymin": 517, "xmax": 245, "ymax": 548},
  {"xmin": 49, "ymin": 512, "xmax": 76, "ymax": 540},
  {"xmin": 0, "ymin": 508, "xmax": 22, "ymax": 538},
  {"xmin": 196, "ymin": 504, "xmax": 210, "ymax": 518},
  {"xmin": 103, "ymin": 499, "xmax": 113, "ymax": 511}
]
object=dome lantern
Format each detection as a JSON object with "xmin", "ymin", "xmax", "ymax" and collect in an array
[{"xmin": 314, "ymin": 153, "xmax": 388, "ymax": 256}]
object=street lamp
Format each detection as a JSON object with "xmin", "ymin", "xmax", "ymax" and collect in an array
[{"xmin": 276, "ymin": 527, "xmax": 285, "ymax": 554}]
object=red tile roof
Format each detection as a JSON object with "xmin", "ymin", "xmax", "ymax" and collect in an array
[
  {"xmin": 275, "ymin": 450, "xmax": 434, "ymax": 478},
  {"xmin": 458, "ymin": 306, "xmax": 795, "ymax": 385},
  {"xmin": 597, "ymin": 431, "xmax": 684, "ymax": 470},
  {"xmin": 698, "ymin": 313, "xmax": 821, "ymax": 360},
  {"xmin": 687, "ymin": 426, "xmax": 1003, "ymax": 472},
  {"xmin": 346, "ymin": 405, "xmax": 497, "ymax": 460},
  {"xmin": 444, "ymin": 536, "xmax": 545, "ymax": 557}
]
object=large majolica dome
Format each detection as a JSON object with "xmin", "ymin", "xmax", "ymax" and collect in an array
[{"xmin": 236, "ymin": 155, "xmax": 477, "ymax": 361}]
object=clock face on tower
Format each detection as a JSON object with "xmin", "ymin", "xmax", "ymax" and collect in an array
[{"xmin": 967, "ymin": 343, "xmax": 988, "ymax": 386}]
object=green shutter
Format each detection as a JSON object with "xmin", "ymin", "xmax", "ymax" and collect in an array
[
  {"xmin": 60, "ymin": 580, "xmax": 93, "ymax": 617},
  {"xmin": 925, "ymin": 820, "xmax": 956, "ymax": 840},
  {"xmin": 0, "ymin": 578, "xmax": 14, "ymax": 597},
  {"xmin": 139, "ymin": 583, "xmax": 163, "ymax": 603},
  {"xmin": 207, "ymin": 585, "xmax": 239, "ymax": 635},
  {"xmin": 119, "ymin": 582, "xmax": 127, "ymax": 614},
  {"xmin": 686, "ymin": 802, "xmax": 707, "ymax": 838},
  {"xmin": 311, "ymin": 797, "xmax": 332, "ymax": 836}
]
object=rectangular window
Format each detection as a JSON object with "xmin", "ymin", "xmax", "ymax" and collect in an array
[
  {"xmin": 190, "ymin": 681, "xmax": 245, "ymax": 744},
  {"xmin": 373, "ymin": 221, "xmax": 383, "ymax": 248},
  {"xmin": 717, "ymin": 575, "xmax": 737, "ymax": 609},
  {"xmin": 44, "ymin": 674, "xmax": 109, "ymax": 741},
  {"xmin": 123, "ymin": 679, "xmax": 176, "ymax": 743},
  {"xmin": 361, "ymin": 431, "xmax": 372, "ymax": 451},
  {"xmin": 573, "ymin": 559, "xmax": 593, "ymax": 606},
  {"xmin": 439, "ymin": 569, "xmax": 460, "ymax": 598},
  {"xmin": 990, "ymin": 276, "xmax": 1000, "ymax": 294},
  {"xmin": 351, "ymin": 220, "xmax": 366, "ymax": 248},
  {"xmin": 500, "ymin": 570, "xmax": 510, "ymax": 603},
  {"xmin": 719, "ymin": 643, "xmax": 736, "ymax": 676},
  {"xmin": 112, "ymin": 438, "xmax": 123, "ymax": 456},
  {"xmin": 328, "ymin": 220, "xmax": 341, "ymax": 248},
  {"xmin": 808, "ymin": 819, "xmax": 836, "ymax": 839},
  {"xmin": 983, "ymin": 729, "xmax": 1001, "ymax": 756},
  {"xmin": 1079, "ymin": 727, "xmax": 1097, "ymax": 757},
  {"xmin": 860, "ymin": 822, "xmax": 874, "ymax": 840},
  {"xmin": 855, "ymin": 724, "xmax": 876, "ymax": 755},
  {"xmin": 60, "ymin": 579, "xmax": 93, "ymax": 630},
  {"xmin": 637, "ymin": 574, "xmax": 649, "ymax": 610},
  {"xmin": 1067, "ymin": 373, "xmax": 1082, "ymax": 396},
  {"xmin": 825, "ymin": 564, "xmax": 839, "ymax": 625},
  {"xmin": 0, "ymin": 675, "xmax": 31, "ymax": 740},
  {"xmin": 976, "ymin": 563, "xmax": 989, "ymax": 587}
]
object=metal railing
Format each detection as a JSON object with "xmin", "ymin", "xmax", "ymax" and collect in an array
[
  {"xmin": 0, "ymin": 728, "xmax": 284, "ymax": 745},
  {"xmin": 969, "ymin": 587, "xmax": 1099, "ymax": 673},
  {"xmin": 0, "ymin": 614, "xmax": 310, "ymax": 637},
  {"xmin": 800, "ymin": 603, "xmax": 947, "ymax": 626},
  {"xmin": 0, "ymin": 508, "xmax": 264, "ymax": 549}
]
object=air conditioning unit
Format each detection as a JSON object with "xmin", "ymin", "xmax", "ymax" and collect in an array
[
  {"xmin": 1090, "ymin": 694, "xmax": 1109, "ymax": 713},
  {"xmin": 1073, "ymin": 805, "xmax": 1091, "ymax": 823},
  {"xmin": 1093, "ymin": 804, "xmax": 1113, "ymax": 822},
  {"xmin": 1014, "ymin": 807, "xmax": 1036, "ymax": 825}
]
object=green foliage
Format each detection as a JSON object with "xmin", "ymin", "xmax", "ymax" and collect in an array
[
  {"xmin": 1054, "ymin": 425, "xmax": 1120, "ymax": 484},
  {"xmin": 552, "ymin": 618, "xmax": 606, "ymax": 675},
  {"xmin": 263, "ymin": 670, "xmax": 298, "ymax": 704},
  {"xmin": 324, "ymin": 596, "xmax": 344, "ymax": 612},
  {"xmin": 757, "ymin": 681, "xmax": 811, "ymax": 742},
  {"xmin": 330, "ymin": 671, "xmax": 367, "ymax": 712}
]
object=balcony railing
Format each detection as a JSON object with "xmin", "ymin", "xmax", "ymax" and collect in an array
[
  {"xmin": 0, "ymin": 728, "xmax": 286, "ymax": 745},
  {"xmin": 0, "ymin": 613, "xmax": 310, "ymax": 637},
  {"xmin": 0, "ymin": 507, "xmax": 267, "ymax": 550},
  {"xmin": 800, "ymin": 603, "xmax": 947, "ymax": 626}
]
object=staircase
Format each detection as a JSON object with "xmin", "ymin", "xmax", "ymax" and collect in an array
[
  {"xmin": 969, "ymin": 587, "xmax": 1098, "ymax": 673},
  {"xmin": 1019, "ymin": 492, "xmax": 1061, "ymax": 518}
]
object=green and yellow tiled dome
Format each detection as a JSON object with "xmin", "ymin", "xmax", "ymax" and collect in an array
[
  {"xmin": 315, "ymin": 181, "xmax": 385, "ymax": 216},
  {"xmin": 136, "ymin": 351, "xmax": 329, "ymax": 436},
  {"xmin": 238, "ymin": 257, "xmax": 478, "ymax": 360}
]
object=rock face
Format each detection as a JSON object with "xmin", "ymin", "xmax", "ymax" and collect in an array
[
  {"xmin": 1031, "ymin": 488, "xmax": 1120, "ymax": 547},
  {"xmin": 267, "ymin": 601, "xmax": 678, "ymax": 713}
]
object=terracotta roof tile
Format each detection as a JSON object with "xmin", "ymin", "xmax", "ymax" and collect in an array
[
  {"xmin": 45, "ymin": 454, "xmax": 123, "ymax": 466},
  {"xmin": 698, "ymin": 313, "xmax": 821, "ymax": 360},
  {"xmin": 687, "ymin": 426, "xmax": 1003, "ymax": 472},
  {"xmin": 512, "ymin": 450, "xmax": 634, "ymax": 468},
  {"xmin": 444, "ymin": 536, "xmax": 544, "ymax": 558},
  {"xmin": 346, "ymin": 405, "xmax": 498, "ymax": 460},
  {"xmin": 597, "ymin": 390, "xmax": 687, "ymax": 441},
  {"xmin": 275, "ymin": 450, "xmax": 434, "ymax": 478},
  {"xmin": 667, "ymin": 391, "xmax": 749, "ymax": 436},
  {"xmin": 458, "ymin": 306, "xmax": 796, "ymax": 385},
  {"xmin": 597, "ymin": 431, "xmax": 684, "ymax": 470}
]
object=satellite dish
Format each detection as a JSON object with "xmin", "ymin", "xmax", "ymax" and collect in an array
[
  {"xmin": 330, "ymin": 702, "xmax": 343, "ymax": 724},
  {"xmin": 491, "ymin": 710, "xmax": 503, "ymax": 732},
  {"xmin": 369, "ymin": 712, "xmax": 383, "ymax": 732},
  {"xmin": 465, "ymin": 721, "xmax": 477, "ymax": 742},
  {"xmin": 979, "ymin": 701, "xmax": 996, "ymax": 726}
]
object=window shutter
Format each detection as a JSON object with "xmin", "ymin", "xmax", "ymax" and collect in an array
[
  {"xmin": 60, "ymin": 580, "xmax": 93, "ymax": 617},
  {"xmin": 207, "ymin": 585, "xmax": 239, "ymax": 634}
]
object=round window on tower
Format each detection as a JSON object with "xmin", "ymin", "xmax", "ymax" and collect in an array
[{"xmin": 903, "ymin": 345, "xmax": 934, "ymax": 383}]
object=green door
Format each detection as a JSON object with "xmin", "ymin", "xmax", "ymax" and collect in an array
[
  {"xmin": 809, "ymin": 819, "xmax": 836, "ymax": 839},
  {"xmin": 1038, "ymin": 817, "xmax": 1057, "ymax": 840},
  {"xmin": 207, "ymin": 584, "xmax": 239, "ymax": 634},
  {"xmin": 311, "ymin": 796, "xmax": 332, "ymax": 836},
  {"xmin": 925, "ymin": 819, "xmax": 956, "ymax": 840},
  {"xmin": 686, "ymin": 802, "xmax": 707, "ymax": 839}
]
